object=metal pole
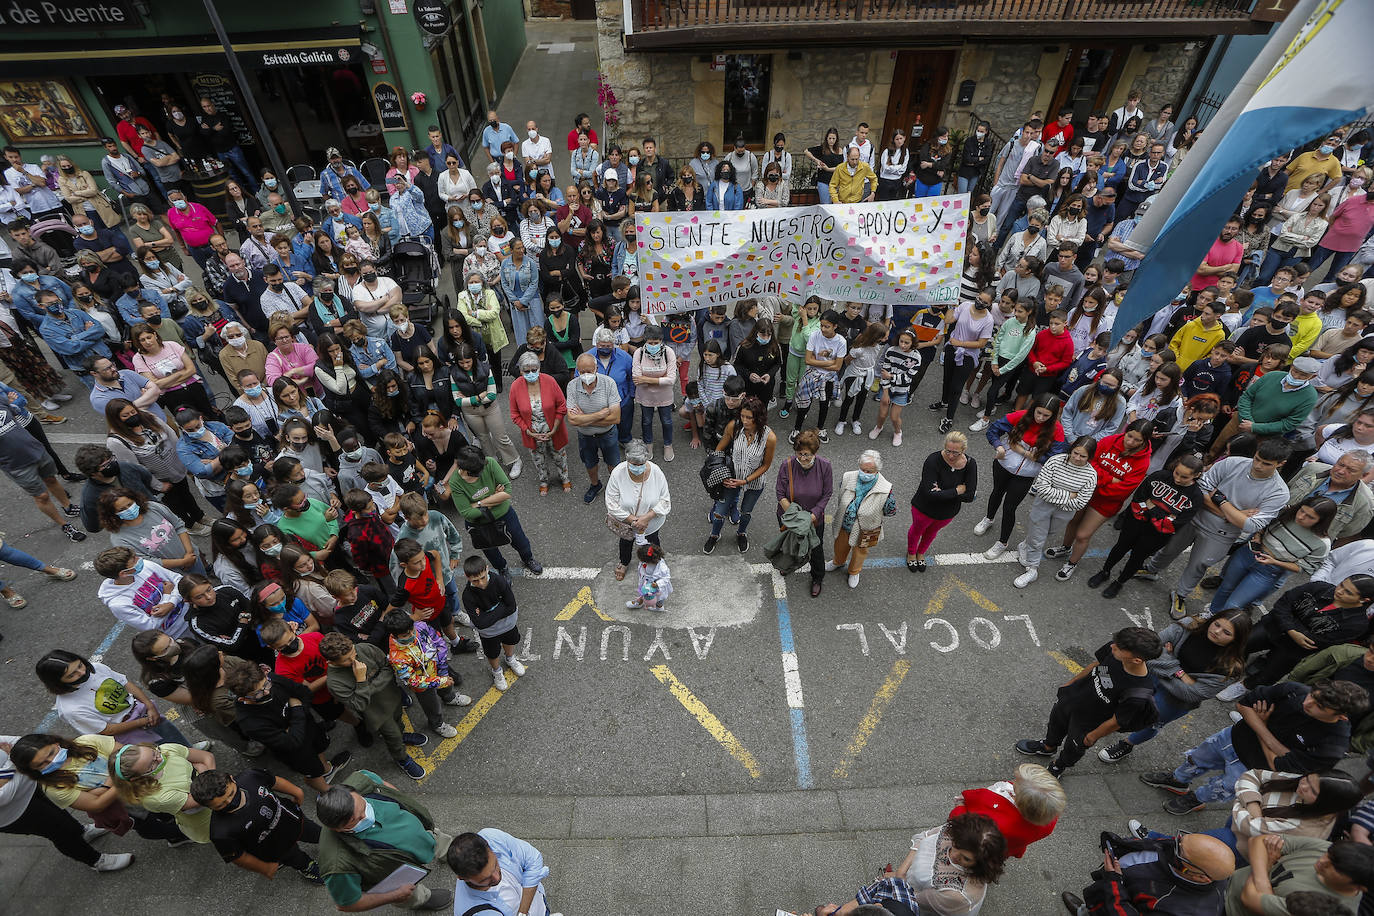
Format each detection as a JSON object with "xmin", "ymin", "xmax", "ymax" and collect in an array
[
  {"xmin": 200, "ymin": 0, "xmax": 301, "ymax": 213},
  {"xmin": 1124, "ymin": 0, "xmax": 1317, "ymax": 253}
]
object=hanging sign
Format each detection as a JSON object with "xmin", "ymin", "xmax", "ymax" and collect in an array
[{"xmin": 413, "ymin": 0, "xmax": 452, "ymax": 36}]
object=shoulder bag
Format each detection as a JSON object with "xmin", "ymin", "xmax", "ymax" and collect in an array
[{"xmin": 606, "ymin": 480, "xmax": 642, "ymax": 540}]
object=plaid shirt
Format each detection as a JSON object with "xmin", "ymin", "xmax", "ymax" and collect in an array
[
  {"xmin": 856, "ymin": 877, "xmax": 920, "ymax": 915},
  {"xmin": 342, "ymin": 510, "xmax": 395, "ymax": 579}
]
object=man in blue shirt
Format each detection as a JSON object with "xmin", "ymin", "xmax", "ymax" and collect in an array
[
  {"xmin": 1078, "ymin": 186, "xmax": 1118, "ymax": 269},
  {"xmin": 481, "ymin": 109, "xmax": 519, "ymax": 165},
  {"xmin": 72, "ymin": 211, "xmax": 137, "ymax": 286},
  {"xmin": 422, "ymin": 125, "xmax": 462, "ymax": 173},
  {"xmin": 116, "ymin": 277, "xmax": 171, "ymax": 326},
  {"xmin": 8, "ymin": 259, "xmax": 73, "ymax": 323},
  {"xmin": 36, "ymin": 290, "xmax": 109, "ymax": 389},
  {"xmin": 590, "ymin": 326, "xmax": 634, "ymax": 445},
  {"xmin": 318, "ymin": 147, "xmax": 370, "ymax": 201},
  {"xmin": 445, "ymin": 829, "xmax": 553, "ymax": 916},
  {"xmin": 87, "ymin": 355, "xmax": 165, "ymax": 420}
]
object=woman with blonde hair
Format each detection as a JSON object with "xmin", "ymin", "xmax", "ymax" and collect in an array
[
  {"xmin": 949, "ymin": 763, "xmax": 1065, "ymax": 858},
  {"xmin": 108, "ymin": 741, "xmax": 216, "ymax": 844},
  {"xmin": 125, "ymin": 202, "xmax": 181, "ymax": 269},
  {"xmin": 54, "ymin": 153, "xmax": 120, "ymax": 229}
]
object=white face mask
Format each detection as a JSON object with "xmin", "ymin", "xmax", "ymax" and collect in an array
[{"xmin": 580, "ymin": 371, "xmax": 597, "ymax": 385}]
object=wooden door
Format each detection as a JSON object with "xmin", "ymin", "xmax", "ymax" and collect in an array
[
  {"xmin": 1048, "ymin": 45, "xmax": 1127, "ymax": 126},
  {"xmin": 571, "ymin": 0, "xmax": 597, "ymax": 18},
  {"xmin": 881, "ymin": 50, "xmax": 956, "ymax": 151}
]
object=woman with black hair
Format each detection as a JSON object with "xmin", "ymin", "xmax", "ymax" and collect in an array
[
  {"xmin": 1242, "ymin": 575, "xmax": 1374, "ymax": 688},
  {"xmin": 733, "ymin": 316, "xmax": 784, "ymax": 406},
  {"xmin": 178, "ymin": 572, "xmax": 271, "ymax": 666},
  {"xmin": 960, "ymin": 240, "xmax": 996, "ymax": 302},
  {"xmin": 1208, "ymin": 495, "xmax": 1338, "ymax": 617},
  {"xmin": 208, "ymin": 518, "xmax": 256, "ymax": 595},
  {"xmin": 1087, "ymin": 455, "xmax": 1206, "ymax": 600},
  {"xmin": 103, "ymin": 397, "xmax": 205, "ymax": 531},
  {"xmin": 446, "ymin": 342, "xmax": 521, "ymax": 471},
  {"xmin": 312, "ymin": 331, "xmax": 371, "ymax": 439},
  {"xmin": 248, "ymin": 523, "xmax": 294, "ymax": 581},
  {"xmin": 35, "ymin": 649, "xmax": 189, "ymax": 746},
  {"xmin": 129, "ymin": 629, "xmax": 197, "ymax": 707},
  {"xmin": 1317, "ymin": 336, "xmax": 1374, "ymax": 391},
  {"xmin": 366, "ymin": 368, "xmax": 413, "ymax": 439},
  {"xmin": 974, "ymin": 394, "xmax": 1067, "ymax": 558},
  {"xmin": 1225, "ymin": 770, "xmax": 1364, "ymax": 848},
  {"xmin": 437, "ymin": 307, "xmax": 488, "ymax": 366}
]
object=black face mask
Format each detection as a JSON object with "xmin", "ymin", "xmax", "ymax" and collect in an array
[
  {"xmin": 98, "ymin": 461, "xmax": 117, "ymax": 477},
  {"xmin": 1270, "ymin": 319, "xmax": 1291, "ymax": 330},
  {"xmin": 361, "ymin": 273, "xmax": 377, "ymax": 283},
  {"xmin": 71, "ymin": 666, "xmax": 91, "ymax": 685},
  {"xmin": 268, "ymin": 282, "xmax": 284, "ymax": 292},
  {"xmin": 146, "ymin": 316, "xmax": 162, "ymax": 327}
]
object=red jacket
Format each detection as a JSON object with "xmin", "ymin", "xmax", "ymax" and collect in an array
[
  {"xmin": 508, "ymin": 374, "xmax": 568, "ymax": 450},
  {"xmin": 951, "ymin": 785, "xmax": 1057, "ymax": 858},
  {"xmin": 1089, "ymin": 433, "xmax": 1152, "ymax": 509},
  {"xmin": 1028, "ymin": 328, "xmax": 1074, "ymax": 377}
]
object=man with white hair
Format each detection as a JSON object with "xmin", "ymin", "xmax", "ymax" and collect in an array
[
  {"xmin": 217, "ymin": 320, "xmax": 269, "ymax": 394},
  {"xmin": 321, "ymin": 196, "xmax": 364, "ymax": 245},
  {"xmin": 566, "ymin": 351, "xmax": 622, "ymax": 503},
  {"xmin": 1287, "ymin": 450, "xmax": 1374, "ymax": 545},
  {"xmin": 590, "ymin": 326, "xmax": 635, "ymax": 445}
]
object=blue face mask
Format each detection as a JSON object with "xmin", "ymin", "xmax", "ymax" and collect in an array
[
  {"xmin": 1320, "ymin": 145, "xmax": 1335, "ymax": 155},
  {"xmin": 628, "ymin": 462, "xmax": 647, "ymax": 475},
  {"xmin": 471, "ymin": 201, "xmax": 483, "ymax": 211},
  {"xmin": 244, "ymin": 500, "xmax": 261, "ymax": 510},
  {"xmin": 700, "ymin": 152, "xmax": 710, "ymax": 161},
  {"xmin": 146, "ymin": 259, "xmax": 160, "ymax": 269},
  {"xmin": 756, "ymin": 335, "xmax": 771, "ymax": 345},
  {"xmin": 19, "ymin": 272, "xmax": 37, "ymax": 283},
  {"xmin": 368, "ymin": 203, "xmax": 379, "ymax": 211},
  {"xmin": 46, "ymin": 304, "xmax": 63, "ymax": 315},
  {"xmin": 522, "ymin": 370, "xmax": 540, "ymax": 383},
  {"xmin": 467, "ymin": 283, "xmax": 483, "ymax": 297},
  {"xmin": 1096, "ymin": 383, "xmax": 1117, "ymax": 395},
  {"xmin": 645, "ymin": 343, "xmax": 663, "ymax": 356},
  {"xmin": 267, "ymin": 598, "xmax": 288, "ymax": 614},
  {"xmin": 116, "ymin": 504, "xmax": 141, "ymax": 521},
  {"xmin": 452, "ymin": 220, "xmax": 463, "ymax": 229},
  {"xmin": 40, "ymin": 748, "xmax": 68, "ymax": 775},
  {"xmin": 387, "ymin": 387, "xmax": 401, "ymax": 398},
  {"xmin": 262, "ymin": 543, "xmax": 282, "ymax": 557},
  {"xmin": 235, "ymin": 464, "xmax": 253, "ymax": 477},
  {"xmin": 351, "ymin": 801, "xmax": 376, "ymax": 833},
  {"xmin": 265, "ymin": 179, "xmax": 278, "ymax": 189},
  {"xmin": 858, "ymin": 471, "xmax": 877, "ymax": 484},
  {"xmin": 629, "ymin": 156, "xmax": 640, "ymax": 166},
  {"xmin": 548, "ymin": 237, "xmax": 561, "ymax": 249},
  {"xmin": 132, "ymin": 558, "xmax": 145, "ymax": 576},
  {"xmin": 596, "ymin": 345, "xmax": 612, "ymax": 357},
  {"xmin": 244, "ymin": 385, "xmax": 263, "ymax": 398}
]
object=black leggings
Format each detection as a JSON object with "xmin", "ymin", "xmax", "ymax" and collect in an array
[
  {"xmin": 278, "ymin": 818, "xmax": 323, "ymax": 871},
  {"xmin": 1043, "ymin": 691, "xmax": 1101, "ymax": 771},
  {"xmin": 979, "ymin": 360, "xmax": 1022, "ymax": 419},
  {"xmin": 1099, "ymin": 515, "xmax": 1172, "ymax": 584},
  {"xmin": 836, "ymin": 388, "xmax": 868, "ymax": 423},
  {"xmin": 0, "ymin": 790, "xmax": 99, "ymax": 866},
  {"xmin": 941, "ymin": 356, "xmax": 976, "ymax": 419},
  {"xmin": 792, "ymin": 381, "xmax": 836, "ymax": 432},
  {"xmin": 619, "ymin": 530, "xmax": 660, "ymax": 566},
  {"xmin": 160, "ymin": 476, "xmax": 205, "ymax": 526},
  {"xmin": 986, "ymin": 462, "xmax": 1035, "ymax": 544},
  {"xmin": 23, "ymin": 417, "xmax": 72, "ymax": 476}
]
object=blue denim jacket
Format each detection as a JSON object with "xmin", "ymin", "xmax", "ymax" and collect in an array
[
  {"xmin": 350, "ymin": 337, "xmax": 398, "ymax": 379},
  {"xmin": 176, "ymin": 420, "xmax": 234, "ymax": 482}
]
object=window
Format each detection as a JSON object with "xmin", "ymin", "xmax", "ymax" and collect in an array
[{"xmin": 723, "ymin": 54, "xmax": 771, "ymax": 147}]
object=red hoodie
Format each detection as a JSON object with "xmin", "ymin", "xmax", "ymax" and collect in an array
[
  {"xmin": 1028, "ymin": 327, "xmax": 1074, "ymax": 377},
  {"xmin": 951, "ymin": 785, "xmax": 1057, "ymax": 858},
  {"xmin": 1088, "ymin": 432, "xmax": 1152, "ymax": 510}
]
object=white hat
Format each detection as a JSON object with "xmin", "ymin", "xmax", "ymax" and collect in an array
[{"xmin": 603, "ymin": 168, "xmax": 618, "ymax": 183}]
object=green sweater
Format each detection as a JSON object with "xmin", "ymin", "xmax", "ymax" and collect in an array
[
  {"xmin": 990, "ymin": 316, "xmax": 1035, "ymax": 371},
  {"xmin": 449, "ymin": 456, "xmax": 512, "ymax": 521},
  {"xmin": 1237, "ymin": 370, "xmax": 1319, "ymax": 435},
  {"xmin": 276, "ymin": 499, "xmax": 340, "ymax": 550},
  {"xmin": 319, "ymin": 768, "xmax": 437, "ymax": 908},
  {"xmin": 325, "ymin": 642, "xmax": 403, "ymax": 731}
]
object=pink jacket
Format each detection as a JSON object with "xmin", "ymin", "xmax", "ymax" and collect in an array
[
  {"xmin": 264, "ymin": 343, "xmax": 319, "ymax": 395},
  {"xmin": 167, "ymin": 202, "xmax": 217, "ymax": 248},
  {"xmin": 1320, "ymin": 193, "xmax": 1374, "ymax": 252}
]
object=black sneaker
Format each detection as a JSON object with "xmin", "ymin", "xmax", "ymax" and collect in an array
[
  {"xmin": 1014, "ymin": 739, "xmax": 1054, "ymax": 756},
  {"xmin": 1047, "ymin": 763, "xmax": 1066, "ymax": 778},
  {"xmin": 703, "ymin": 535, "xmax": 718, "ymax": 555},
  {"xmin": 61, "ymin": 503, "xmax": 81, "ymax": 518},
  {"xmin": 1087, "ymin": 570, "xmax": 1111, "ymax": 588},
  {"xmin": 1103, "ymin": 580, "xmax": 1123, "ymax": 598},
  {"xmin": 62, "ymin": 524, "xmax": 86, "ymax": 542},
  {"xmin": 1140, "ymin": 771, "xmax": 1190, "ymax": 794},
  {"xmin": 300, "ymin": 860, "xmax": 325, "ymax": 885},
  {"xmin": 929, "ymin": 401, "xmax": 948, "ymax": 411},
  {"xmin": 938, "ymin": 418, "xmax": 952, "ymax": 433},
  {"xmin": 1096, "ymin": 740, "xmax": 1133, "ymax": 763},
  {"xmin": 525, "ymin": 559, "xmax": 544, "ymax": 575},
  {"xmin": 736, "ymin": 534, "xmax": 748, "ymax": 554},
  {"xmin": 1199, "ymin": 574, "xmax": 1223, "ymax": 590},
  {"xmin": 583, "ymin": 483, "xmax": 603, "ymax": 504},
  {"xmin": 817, "ymin": 429, "xmax": 829, "ymax": 443},
  {"xmin": 1044, "ymin": 545, "xmax": 1071, "ymax": 560},
  {"xmin": 450, "ymin": 637, "xmax": 477, "ymax": 655},
  {"xmin": 1163, "ymin": 791, "xmax": 1206, "ymax": 815},
  {"xmin": 401, "ymin": 732, "xmax": 429, "ymax": 747},
  {"xmin": 398, "ymin": 756, "xmax": 426, "ymax": 780}
]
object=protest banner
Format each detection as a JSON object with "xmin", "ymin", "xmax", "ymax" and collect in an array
[{"xmin": 635, "ymin": 196, "xmax": 967, "ymax": 315}]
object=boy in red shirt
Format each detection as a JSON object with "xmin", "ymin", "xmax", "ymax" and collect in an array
[
  {"xmin": 385, "ymin": 538, "xmax": 460, "ymax": 648},
  {"xmin": 261, "ymin": 617, "xmax": 355, "ymax": 727},
  {"xmin": 1015, "ymin": 310, "xmax": 1075, "ymax": 408}
]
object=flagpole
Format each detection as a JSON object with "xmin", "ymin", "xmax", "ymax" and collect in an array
[{"xmin": 1126, "ymin": 0, "xmax": 1319, "ymax": 252}]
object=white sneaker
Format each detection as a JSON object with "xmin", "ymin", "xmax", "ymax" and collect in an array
[
  {"xmin": 504, "ymin": 656, "xmax": 527, "ymax": 676},
  {"xmin": 93, "ymin": 852, "xmax": 133, "ymax": 872},
  {"xmin": 40, "ymin": 398, "xmax": 60, "ymax": 410},
  {"xmin": 847, "ymin": 573, "xmax": 859, "ymax": 588},
  {"xmin": 444, "ymin": 693, "xmax": 473, "ymax": 707},
  {"xmin": 1229, "ymin": 710, "xmax": 1243, "ymax": 724},
  {"xmin": 509, "ymin": 459, "xmax": 523, "ymax": 480},
  {"xmin": 491, "ymin": 667, "xmax": 509, "ymax": 691},
  {"xmin": 824, "ymin": 560, "xmax": 841, "ymax": 572},
  {"xmin": 1016, "ymin": 541, "xmax": 1030, "ymax": 567},
  {"xmin": 191, "ymin": 740, "xmax": 213, "ymax": 751},
  {"xmin": 663, "ymin": 445, "xmax": 675, "ymax": 462},
  {"xmin": 1216, "ymin": 682, "xmax": 1248, "ymax": 703},
  {"xmin": 868, "ymin": 426, "xmax": 881, "ymax": 440},
  {"xmin": 435, "ymin": 722, "xmax": 459, "ymax": 738},
  {"xmin": 851, "ymin": 421, "xmax": 861, "ymax": 435},
  {"xmin": 892, "ymin": 432, "xmax": 903, "ymax": 447},
  {"xmin": 958, "ymin": 390, "xmax": 970, "ymax": 405},
  {"xmin": 970, "ymin": 394, "xmax": 982, "ymax": 410},
  {"xmin": 969, "ymin": 417, "xmax": 990, "ymax": 432},
  {"xmin": 972, "ymin": 517, "xmax": 994, "ymax": 536},
  {"xmin": 188, "ymin": 522, "xmax": 212, "ymax": 537},
  {"xmin": 984, "ymin": 541, "xmax": 1007, "ymax": 559},
  {"xmin": 52, "ymin": 392, "xmax": 73, "ymax": 402},
  {"xmin": 1014, "ymin": 567, "xmax": 1039, "ymax": 588},
  {"xmin": 83, "ymin": 825, "xmax": 109, "ymax": 842},
  {"xmin": 833, "ymin": 422, "xmax": 845, "ymax": 437},
  {"xmin": 454, "ymin": 611, "xmax": 474, "ymax": 628}
]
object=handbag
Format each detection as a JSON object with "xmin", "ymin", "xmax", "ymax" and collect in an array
[
  {"xmin": 606, "ymin": 481, "xmax": 643, "ymax": 540},
  {"xmin": 856, "ymin": 528, "xmax": 882, "ymax": 548},
  {"xmin": 700, "ymin": 451, "xmax": 733, "ymax": 500},
  {"xmin": 467, "ymin": 507, "xmax": 511, "ymax": 550}
]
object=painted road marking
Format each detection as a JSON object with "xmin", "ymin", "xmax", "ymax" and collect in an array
[
  {"xmin": 1047, "ymin": 650, "xmax": 1084, "ymax": 676},
  {"xmin": 554, "ymin": 585, "xmax": 615, "ymax": 621},
  {"xmin": 771, "ymin": 569, "xmax": 813, "ymax": 790},
  {"xmin": 833, "ymin": 658, "xmax": 912, "ymax": 779},
  {"xmin": 649, "ymin": 664, "xmax": 762, "ymax": 779},
  {"xmin": 405, "ymin": 672, "xmax": 521, "ymax": 780}
]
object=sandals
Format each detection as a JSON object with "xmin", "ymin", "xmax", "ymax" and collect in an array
[
  {"xmin": 6, "ymin": 593, "xmax": 26, "ymax": 608},
  {"xmin": 614, "ymin": 564, "xmax": 627, "ymax": 581},
  {"xmin": 539, "ymin": 483, "xmax": 549, "ymax": 496},
  {"xmin": 48, "ymin": 568, "xmax": 76, "ymax": 581}
]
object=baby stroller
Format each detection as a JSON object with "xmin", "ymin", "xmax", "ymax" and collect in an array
[{"xmin": 391, "ymin": 235, "xmax": 440, "ymax": 325}]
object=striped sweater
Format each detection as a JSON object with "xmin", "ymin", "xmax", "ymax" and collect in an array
[
  {"xmin": 1031, "ymin": 453, "xmax": 1099, "ymax": 512},
  {"xmin": 1254, "ymin": 519, "xmax": 1331, "ymax": 574}
]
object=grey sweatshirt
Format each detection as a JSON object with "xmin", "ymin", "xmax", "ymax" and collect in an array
[{"xmin": 1193, "ymin": 456, "xmax": 1290, "ymax": 540}]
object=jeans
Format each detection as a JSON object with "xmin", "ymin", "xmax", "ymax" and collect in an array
[
  {"xmin": 0, "ymin": 540, "xmax": 46, "ymax": 590},
  {"xmin": 219, "ymin": 145, "xmax": 257, "ymax": 192},
  {"xmin": 913, "ymin": 179, "xmax": 942, "ymax": 198},
  {"xmin": 150, "ymin": 715, "xmax": 192, "ymax": 748},
  {"xmin": 816, "ymin": 183, "xmax": 832, "ymax": 205},
  {"xmin": 1309, "ymin": 244, "xmax": 1356, "ymax": 281},
  {"xmin": 710, "ymin": 487, "xmax": 763, "ymax": 537},
  {"xmin": 616, "ymin": 399, "xmax": 635, "ymax": 445},
  {"xmin": 1127, "ymin": 683, "xmax": 1196, "ymax": 745},
  {"xmin": 1173, "ymin": 726, "xmax": 1247, "ymax": 803},
  {"xmin": 638, "ymin": 403, "xmax": 674, "ymax": 447},
  {"xmin": 577, "ymin": 429, "xmax": 621, "ymax": 470},
  {"xmin": 1256, "ymin": 246, "xmax": 1303, "ymax": 286},
  {"xmin": 510, "ymin": 300, "xmax": 545, "ymax": 348},
  {"xmin": 956, "ymin": 176, "xmax": 977, "ymax": 195},
  {"xmin": 1208, "ymin": 546, "xmax": 1289, "ymax": 614},
  {"xmin": 479, "ymin": 505, "xmax": 536, "ymax": 571}
]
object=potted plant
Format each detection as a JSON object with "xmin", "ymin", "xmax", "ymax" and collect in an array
[
  {"xmin": 411, "ymin": 91, "xmax": 427, "ymax": 111},
  {"xmin": 789, "ymin": 157, "xmax": 818, "ymax": 206}
]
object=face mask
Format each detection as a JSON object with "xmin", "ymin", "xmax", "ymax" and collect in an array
[
  {"xmin": 858, "ymin": 471, "xmax": 877, "ymax": 484},
  {"xmin": 368, "ymin": 203, "xmax": 379, "ymax": 211},
  {"xmin": 1283, "ymin": 372, "xmax": 1310, "ymax": 389},
  {"xmin": 452, "ymin": 220, "xmax": 464, "ymax": 229},
  {"xmin": 395, "ymin": 321, "xmax": 410, "ymax": 333},
  {"xmin": 629, "ymin": 156, "xmax": 640, "ymax": 166},
  {"xmin": 19, "ymin": 271, "xmax": 38, "ymax": 283},
  {"xmin": 796, "ymin": 455, "xmax": 815, "ymax": 468},
  {"xmin": 628, "ymin": 461, "xmax": 647, "ymax": 475},
  {"xmin": 235, "ymin": 464, "xmax": 254, "ymax": 478},
  {"xmin": 1027, "ymin": 225, "xmax": 1042, "ymax": 235},
  {"xmin": 387, "ymin": 387, "xmax": 402, "ymax": 398},
  {"xmin": 265, "ymin": 179, "xmax": 278, "ymax": 189},
  {"xmin": 1096, "ymin": 383, "xmax": 1117, "ymax": 395},
  {"xmin": 1270, "ymin": 318, "xmax": 1290, "ymax": 330},
  {"xmin": 40, "ymin": 748, "xmax": 69, "ymax": 775},
  {"xmin": 341, "ymin": 447, "xmax": 365, "ymax": 463},
  {"xmin": 548, "ymin": 237, "xmax": 561, "ymax": 249},
  {"xmin": 282, "ymin": 637, "xmax": 302, "ymax": 655},
  {"xmin": 1320, "ymin": 145, "xmax": 1335, "ymax": 155},
  {"xmin": 45, "ymin": 304, "xmax": 62, "ymax": 315},
  {"xmin": 472, "ymin": 201, "xmax": 483, "ymax": 211},
  {"xmin": 596, "ymin": 345, "xmax": 613, "ymax": 357},
  {"xmin": 75, "ymin": 294, "xmax": 94, "ymax": 303},
  {"xmin": 116, "ymin": 504, "xmax": 141, "ymax": 521},
  {"xmin": 243, "ymin": 499, "xmax": 261, "ymax": 510},
  {"xmin": 172, "ymin": 199, "xmax": 188, "ymax": 211},
  {"xmin": 528, "ymin": 169, "xmax": 537, "ymax": 180},
  {"xmin": 1352, "ymin": 178, "xmax": 1367, "ymax": 188},
  {"xmin": 522, "ymin": 370, "xmax": 540, "ymax": 383},
  {"xmin": 267, "ymin": 597, "xmax": 288, "ymax": 613},
  {"xmin": 274, "ymin": 204, "xmax": 286, "ymax": 214},
  {"xmin": 361, "ymin": 272, "xmax": 378, "ymax": 283},
  {"xmin": 504, "ymin": 152, "xmax": 515, "ymax": 161},
  {"xmin": 352, "ymin": 801, "xmax": 377, "ymax": 833},
  {"xmin": 645, "ymin": 343, "xmax": 663, "ymax": 355},
  {"xmin": 145, "ymin": 257, "xmax": 163, "ymax": 271},
  {"xmin": 468, "ymin": 283, "xmax": 483, "ymax": 296},
  {"xmin": 976, "ymin": 131, "xmax": 987, "ymax": 140},
  {"xmin": 288, "ymin": 440, "xmax": 306, "ymax": 452},
  {"xmin": 227, "ymin": 336, "xmax": 246, "ymax": 349},
  {"xmin": 97, "ymin": 461, "xmax": 117, "ymax": 477},
  {"xmin": 261, "ymin": 542, "xmax": 283, "ymax": 558},
  {"xmin": 756, "ymin": 335, "xmax": 772, "ymax": 345},
  {"xmin": 78, "ymin": 225, "xmax": 96, "ymax": 236}
]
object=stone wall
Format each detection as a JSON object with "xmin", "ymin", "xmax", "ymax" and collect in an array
[
  {"xmin": 943, "ymin": 45, "xmax": 1044, "ymax": 139},
  {"xmin": 530, "ymin": 0, "xmax": 572, "ymax": 17},
  {"xmin": 1132, "ymin": 42, "xmax": 1206, "ymax": 112}
]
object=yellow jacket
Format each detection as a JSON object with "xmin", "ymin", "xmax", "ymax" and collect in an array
[
  {"xmin": 829, "ymin": 162, "xmax": 877, "ymax": 203},
  {"xmin": 1288, "ymin": 311, "xmax": 1322, "ymax": 358},
  {"xmin": 1169, "ymin": 318, "xmax": 1226, "ymax": 369}
]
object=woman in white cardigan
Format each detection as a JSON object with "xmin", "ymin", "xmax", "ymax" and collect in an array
[
  {"xmin": 826, "ymin": 448, "xmax": 895, "ymax": 589},
  {"xmin": 605, "ymin": 439, "xmax": 672, "ymax": 582}
]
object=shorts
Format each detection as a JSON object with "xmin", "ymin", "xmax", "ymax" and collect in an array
[
  {"xmin": 1086, "ymin": 494, "xmax": 1125, "ymax": 519},
  {"xmin": 479, "ymin": 625, "xmax": 521, "ymax": 659},
  {"xmin": 883, "ymin": 389, "xmax": 911, "ymax": 406},
  {"xmin": 577, "ymin": 429, "xmax": 621, "ymax": 469},
  {"xmin": 417, "ymin": 603, "xmax": 454, "ymax": 631},
  {"xmin": 1016, "ymin": 372, "xmax": 1059, "ymax": 398},
  {"xmin": 6, "ymin": 451, "xmax": 57, "ymax": 496}
]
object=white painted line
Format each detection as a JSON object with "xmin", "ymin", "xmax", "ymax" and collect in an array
[
  {"xmin": 509, "ymin": 566, "xmax": 602, "ymax": 580},
  {"xmin": 45, "ymin": 432, "xmax": 108, "ymax": 444},
  {"xmin": 781, "ymin": 651, "xmax": 805, "ymax": 709}
]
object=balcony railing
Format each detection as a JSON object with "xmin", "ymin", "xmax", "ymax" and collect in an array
[{"xmin": 626, "ymin": 0, "xmax": 1266, "ymax": 48}]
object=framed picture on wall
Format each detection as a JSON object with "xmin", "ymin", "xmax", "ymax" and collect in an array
[{"xmin": 0, "ymin": 78, "xmax": 97, "ymax": 145}]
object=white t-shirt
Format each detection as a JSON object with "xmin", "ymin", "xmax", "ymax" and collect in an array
[
  {"xmin": 1316, "ymin": 422, "xmax": 1370, "ymax": 465},
  {"xmin": 54, "ymin": 661, "xmax": 140, "ymax": 735},
  {"xmin": 521, "ymin": 135, "xmax": 554, "ymax": 179},
  {"xmin": 96, "ymin": 558, "xmax": 188, "ymax": 638},
  {"xmin": 351, "ymin": 276, "xmax": 400, "ymax": 339},
  {"xmin": 806, "ymin": 329, "xmax": 848, "ymax": 381}
]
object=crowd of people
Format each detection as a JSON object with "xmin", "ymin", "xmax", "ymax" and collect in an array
[{"xmin": 2, "ymin": 86, "xmax": 1374, "ymax": 915}]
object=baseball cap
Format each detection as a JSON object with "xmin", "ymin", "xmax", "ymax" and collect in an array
[
  {"xmin": 113, "ymin": 104, "xmax": 128, "ymax": 115},
  {"xmin": 1291, "ymin": 357, "xmax": 1321, "ymax": 374},
  {"xmin": 603, "ymin": 168, "xmax": 618, "ymax": 183},
  {"xmin": 326, "ymin": 147, "xmax": 342, "ymax": 159}
]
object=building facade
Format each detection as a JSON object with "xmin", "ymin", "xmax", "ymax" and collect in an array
[
  {"xmin": 595, "ymin": 0, "xmax": 1289, "ymax": 190},
  {"xmin": 0, "ymin": 0, "xmax": 527, "ymax": 175}
]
